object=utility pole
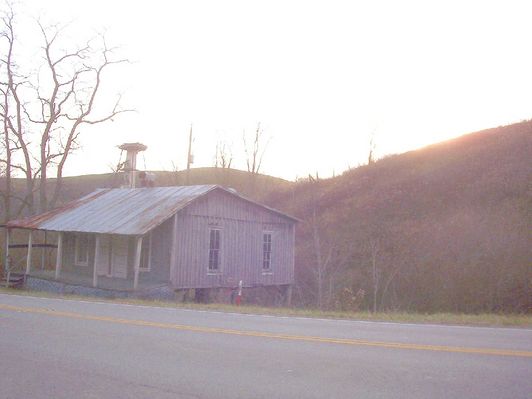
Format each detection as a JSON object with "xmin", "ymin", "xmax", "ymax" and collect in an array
[{"xmin": 186, "ymin": 124, "xmax": 193, "ymax": 185}]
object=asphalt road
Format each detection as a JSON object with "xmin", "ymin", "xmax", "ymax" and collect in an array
[{"xmin": 1, "ymin": 293, "xmax": 531, "ymax": 399}]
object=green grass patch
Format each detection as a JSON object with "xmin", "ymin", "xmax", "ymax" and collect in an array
[{"xmin": 1, "ymin": 287, "xmax": 530, "ymax": 328}]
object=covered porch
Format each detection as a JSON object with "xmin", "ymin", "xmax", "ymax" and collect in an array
[{"xmin": 4, "ymin": 226, "xmax": 172, "ymax": 293}]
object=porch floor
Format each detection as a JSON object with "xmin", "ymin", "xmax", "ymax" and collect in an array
[{"xmin": 28, "ymin": 269, "xmax": 168, "ymax": 292}]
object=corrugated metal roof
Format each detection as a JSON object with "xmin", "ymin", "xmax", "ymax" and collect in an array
[{"xmin": 7, "ymin": 185, "xmax": 298, "ymax": 235}]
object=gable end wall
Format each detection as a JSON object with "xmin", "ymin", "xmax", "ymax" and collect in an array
[{"xmin": 171, "ymin": 189, "xmax": 295, "ymax": 288}]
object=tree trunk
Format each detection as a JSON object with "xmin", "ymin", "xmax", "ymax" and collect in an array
[{"xmin": 371, "ymin": 241, "xmax": 379, "ymax": 313}]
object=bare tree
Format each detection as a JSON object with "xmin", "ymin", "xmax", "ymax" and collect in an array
[
  {"xmin": 214, "ymin": 140, "xmax": 233, "ymax": 169},
  {"xmin": 367, "ymin": 129, "xmax": 377, "ymax": 165},
  {"xmin": 243, "ymin": 122, "xmax": 269, "ymax": 175},
  {"xmin": 360, "ymin": 225, "xmax": 404, "ymax": 313},
  {"xmin": 311, "ymin": 208, "xmax": 333, "ymax": 310},
  {"xmin": 0, "ymin": 4, "xmax": 132, "ymax": 215},
  {"xmin": 170, "ymin": 160, "xmax": 181, "ymax": 186},
  {"xmin": 307, "ymin": 178, "xmax": 349, "ymax": 310},
  {"xmin": 0, "ymin": 5, "xmax": 33, "ymax": 218},
  {"xmin": 185, "ymin": 124, "xmax": 193, "ymax": 185},
  {"xmin": 367, "ymin": 237, "xmax": 380, "ymax": 313},
  {"xmin": 0, "ymin": 37, "xmax": 12, "ymax": 224}
]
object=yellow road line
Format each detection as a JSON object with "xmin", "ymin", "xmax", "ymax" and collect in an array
[{"xmin": 1, "ymin": 303, "xmax": 531, "ymax": 358}]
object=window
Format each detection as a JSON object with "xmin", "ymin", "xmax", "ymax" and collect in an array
[
  {"xmin": 263, "ymin": 232, "xmax": 272, "ymax": 271},
  {"xmin": 140, "ymin": 233, "xmax": 152, "ymax": 272},
  {"xmin": 208, "ymin": 228, "xmax": 221, "ymax": 272},
  {"xmin": 75, "ymin": 234, "xmax": 90, "ymax": 266}
]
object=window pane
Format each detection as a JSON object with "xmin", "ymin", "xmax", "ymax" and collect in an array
[
  {"xmin": 263, "ymin": 233, "xmax": 272, "ymax": 270},
  {"xmin": 209, "ymin": 229, "xmax": 221, "ymax": 271}
]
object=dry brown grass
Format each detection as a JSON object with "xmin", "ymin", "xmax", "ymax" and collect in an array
[{"xmin": 1, "ymin": 287, "xmax": 530, "ymax": 328}]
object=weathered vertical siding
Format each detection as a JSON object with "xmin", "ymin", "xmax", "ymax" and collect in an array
[{"xmin": 171, "ymin": 189, "xmax": 296, "ymax": 288}]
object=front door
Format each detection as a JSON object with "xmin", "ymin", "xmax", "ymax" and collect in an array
[
  {"xmin": 111, "ymin": 236, "xmax": 128, "ymax": 279},
  {"xmin": 97, "ymin": 235, "xmax": 111, "ymax": 276}
]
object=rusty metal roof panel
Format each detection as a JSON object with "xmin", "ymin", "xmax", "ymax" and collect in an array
[
  {"xmin": 7, "ymin": 185, "xmax": 299, "ymax": 235},
  {"xmin": 7, "ymin": 185, "xmax": 216, "ymax": 235}
]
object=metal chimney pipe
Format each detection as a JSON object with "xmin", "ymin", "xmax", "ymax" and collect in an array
[{"xmin": 118, "ymin": 143, "xmax": 147, "ymax": 188}]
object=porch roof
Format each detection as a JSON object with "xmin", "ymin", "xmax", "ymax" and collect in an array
[{"xmin": 7, "ymin": 185, "xmax": 214, "ymax": 235}]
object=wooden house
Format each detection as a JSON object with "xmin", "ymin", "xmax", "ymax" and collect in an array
[{"xmin": 5, "ymin": 185, "xmax": 298, "ymax": 303}]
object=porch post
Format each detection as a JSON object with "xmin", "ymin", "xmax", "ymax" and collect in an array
[
  {"xmin": 169, "ymin": 214, "xmax": 178, "ymax": 284},
  {"xmin": 41, "ymin": 231, "xmax": 47, "ymax": 270},
  {"xmin": 4, "ymin": 228, "xmax": 10, "ymax": 287},
  {"xmin": 55, "ymin": 232, "xmax": 63, "ymax": 279},
  {"xmin": 133, "ymin": 236, "xmax": 143, "ymax": 290},
  {"xmin": 93, "ymin": 234, "xmax": 100, "ymax": 288},
  {"xmin": 25, "ymin": 230, "xmax": 33, "ymax": 275}
]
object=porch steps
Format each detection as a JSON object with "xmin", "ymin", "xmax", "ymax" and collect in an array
[{"xmin": 1, "ymin": 272, "xmax": 25, "ymax": 288}]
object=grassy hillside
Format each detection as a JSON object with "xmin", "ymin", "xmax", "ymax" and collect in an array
[{"xmin": 263, "ymin": 120, "xmax": 532, "ymax": 313}]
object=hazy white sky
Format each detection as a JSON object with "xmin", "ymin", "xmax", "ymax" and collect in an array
[{"xmin": 16, "ymin": 0, "xmax": 532, "ymax": 180}]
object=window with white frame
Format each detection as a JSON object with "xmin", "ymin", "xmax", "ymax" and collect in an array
[
  {"xmin": 140, "ymin": 233, "xmax": 152, "ymax": 272},
  {"xmin": 75, "ymin": 234, "xmax": 90, "ymax": 266},
  {"xmin": 262, "ymin": 232, "xmax": 272, "ymax": 271},
  {"xmin": 208, "ymin": 228, "xmax": 221, "ymax": 272}
]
